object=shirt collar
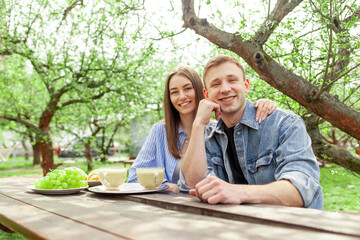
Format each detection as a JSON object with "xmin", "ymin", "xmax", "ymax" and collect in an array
[
  {"xmin": 210, "ymin": 99, "xmax": 259, "ymax": 137},
  {"xmin": 178, "ymin": 124, "xmax": 186, "ymax": 134}
]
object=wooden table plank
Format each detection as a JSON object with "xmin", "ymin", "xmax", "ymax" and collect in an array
[
  {"xmin": 2, "ymin": 192, "xmax": 354, "ymax": 240},
  {"xmin": 118, "ymin": 191, "xmax": 360, "ymax": 238},
  {"xmin": 0, "ymin": 195, "xmax": 127, "ymax": 240},
  {"xmin": 1, "ymin": 178, "xmax": 359, "ymax": 240}
]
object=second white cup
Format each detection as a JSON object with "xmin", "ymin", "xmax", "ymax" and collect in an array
[{"xmin": 98, "ymin": 167, "xmax": 127, "ymax": 190}]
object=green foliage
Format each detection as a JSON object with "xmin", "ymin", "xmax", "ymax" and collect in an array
[{"xmin": 0, "ymin": 0, "xmax": 171, "ymax": 157}]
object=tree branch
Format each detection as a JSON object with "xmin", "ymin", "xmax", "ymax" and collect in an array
[
  {"xmin": 253, "ymin": 0, "xmax": 303, "ymax": 46},
  {"xmin": 61, "ymin": 91, "xmax": 107, "ymax": 108},
  {"xmin": 323, "ymin": 62, "xmax": 360, "ymax": 93},
  {"xmin": 305, "ymin": 114, "xmax": 360, "ymax": 174},
  {"xmin": 0, "ymin": 115, "xmax": 37, "ymax": 129},
  {"xmin": 62, "ymin": 0, "xmax": 83, "ymax": 21},
  {"xmin": 344, "ymin": 9, "xmax": 360, "ymax": 23},
  {"xmin": 151, "ymin": 28, "xmax": 187, "ymax": 41},
  {"xmin": 181, "ymin": 0, "xmax": 360, "ymax": 140},
  {"xmin": 313, "ymin": 28, "xmax": 333, "ymax": 100}
]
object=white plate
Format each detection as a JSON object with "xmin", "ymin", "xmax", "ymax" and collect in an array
[
  {"xmin": 87, "ymin": 183, "xmax": 170, "ymax": 195},
  {"xmin": 87, "ymin": 181, "xmax": 101, "ymax": 187},
  {"xmin": 28, "ymin": 186, "xmax": 87, "ymax": 195}
]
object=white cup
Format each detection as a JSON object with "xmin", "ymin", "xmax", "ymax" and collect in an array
[
  {"xmin": 136, "ymin": 167, "xmax": 164, "ymax": 189},
  {"xmin": 98, "ymin": 168, "xmax": 127, "ymax": 190}
]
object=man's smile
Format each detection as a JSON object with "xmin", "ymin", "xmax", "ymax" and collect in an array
[{"xmin": 219, "ymin": 96, "xmax": 236, "ymax": 103}]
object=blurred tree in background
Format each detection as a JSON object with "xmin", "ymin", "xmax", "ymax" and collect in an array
[{"xmin": 0, "ymin": 0, "xmax": 166, "ymax": 174}]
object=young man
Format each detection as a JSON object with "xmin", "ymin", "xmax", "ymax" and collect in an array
[{"xmin": 179, "ymin": 55, "xmax": 323, "ymax": 209}]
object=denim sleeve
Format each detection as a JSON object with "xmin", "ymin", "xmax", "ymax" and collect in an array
[
  {"xmin": 275, "ymin": 116, "xmax": 323, "ymax": 209},
  {"xmin": 178, "ymin": 169, "xmax": 192, "ymax": 192},
  {"xmin": 178, "ymin": 166, "xmax": 216, "ymax": 192}
]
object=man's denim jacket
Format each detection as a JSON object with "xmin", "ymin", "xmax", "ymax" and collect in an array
[{"xmin": 179, "ymin": 100, "xmax": 323, "ymax": 209}]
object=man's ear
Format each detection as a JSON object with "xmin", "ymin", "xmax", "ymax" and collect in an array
[
  {"xmin": 244, "ymin": 78, "xmax": 251, "ymax": 93},
  {"xmin": 203, "ymin": 88, "xmax": 209, "ymax": 99}
]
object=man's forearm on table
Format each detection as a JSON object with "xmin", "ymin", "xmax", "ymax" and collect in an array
[
  {"xmin": 182, "ymin": 122, "xmax": 208, "ymax": 187},
  {"xmin": 242, "ymin": 180, "xmax": 304, "ymax": 207}
]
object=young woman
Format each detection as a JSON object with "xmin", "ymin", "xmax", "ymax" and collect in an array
[{"xmin": 127, "ymin": 67, "xmax": 276, "ymax": 192}]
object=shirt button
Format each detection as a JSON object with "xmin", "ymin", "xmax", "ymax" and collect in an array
[{"xmin": 237, "ymin": 131, "xmax": 240, "ymax": 135}]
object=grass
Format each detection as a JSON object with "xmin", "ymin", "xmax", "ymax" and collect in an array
[
  {"xmin": 320, "ymin": 164, "xmax": 360, "ymax": 212},
  {"xmin": 0, "ymin": 159, "xmax": 359, "ymax": 239},
  {"xmin": 0, "ymin": 155, "xmax": 127, "ymax": 176}
]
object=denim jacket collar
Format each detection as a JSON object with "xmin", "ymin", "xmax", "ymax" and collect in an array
[{"xmin": 208, "ymin": 99, "xmax": 259, "ymax": 138}]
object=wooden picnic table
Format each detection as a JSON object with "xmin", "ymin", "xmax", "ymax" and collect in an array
[{"xmin": 1, "ymin": 177, "xmax": 360, "ymax": 240}]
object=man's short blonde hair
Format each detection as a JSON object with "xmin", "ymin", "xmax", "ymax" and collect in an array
[{"xmin": 203, "ymin": 55, "xmax": 245, "ymax": 88}]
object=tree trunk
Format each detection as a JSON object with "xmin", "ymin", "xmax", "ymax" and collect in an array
[
  {"xmin": 21, "ymin": 140, "xmax": 29, "ymax": 161},
  {"xmin": 85, "ymin": 142, "xmax": 93, "ymax": 171},
  {"xmin": 304, "ymin": 114, "xmax": 360, "ymax": 173},
  {"xmin": 32, "ymin": 142, "xmax": 41, "ymax": 165},
  {"xmin": 39, "ymin": 130, "xmax": 54, "ymax": 176}
]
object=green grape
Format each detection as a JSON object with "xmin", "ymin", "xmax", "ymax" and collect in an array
[
  {"xmin": 55, "ymin": 180, "xmax": 61, "ymax": 186},
  {"xmin": 34, "ymin": 167, "xmax": 89, "ymax": 189},
  {"xmin": 58, "ymin": 175, "xmax": 64, "ymax": 182},
  {"xmin": 80, "ymin": 181, "xmax": 88, "ymax": 187},
  {"xmin": 48, "ymin": 173, "xmax": 56, "ymax": 180},
  {"xmin": 34, "ymin": 179, "xmax": 40, "ymax": 188},
  {"xmin": 42, "ymin": 179, "xmax": 50, "ymax": 189},
  {"xmin": 53, "ymin": 169, "xmax": 63, "ymax": 176},
  {"xmin": 50, "ymin": 179, "xmax": 56, "ymax": 187}
]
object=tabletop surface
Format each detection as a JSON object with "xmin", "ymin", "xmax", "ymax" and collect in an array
[{"xmin": 1, "ymin": 177, "xmax": 360, "ymax": 240}]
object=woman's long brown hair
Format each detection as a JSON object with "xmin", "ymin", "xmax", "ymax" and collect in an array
[{"xmin": 164, "ymin": 67, "xmax": 204, "ymax": 159}]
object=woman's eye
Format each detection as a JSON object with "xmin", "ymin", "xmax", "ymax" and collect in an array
[
  {"xmin": 171, "ymin": 91, "xmax": 178, "ymax": 95},
  {"xmin": 185, "ymin": 87, "xmax": 192, "ymax": 91}
]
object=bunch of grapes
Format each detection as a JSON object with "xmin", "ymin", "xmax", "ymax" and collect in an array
[{"xmin": 34, "ymin": 169, "xmax": 88, "ymax": 189}]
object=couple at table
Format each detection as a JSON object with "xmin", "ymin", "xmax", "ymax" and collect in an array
[{"xmin": 128, "ymin": 55, "xmax": 323, "ymax": 209}]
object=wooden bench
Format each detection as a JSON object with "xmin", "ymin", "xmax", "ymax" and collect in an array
[{"xmin": 122, "ymin": 159, "xmax": 135, "ymax": 167}]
